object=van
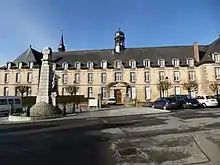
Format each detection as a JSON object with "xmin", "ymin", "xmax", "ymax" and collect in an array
[{"xmin": 0, "ymin": 96, "xmax": 22, "ymax": 115}]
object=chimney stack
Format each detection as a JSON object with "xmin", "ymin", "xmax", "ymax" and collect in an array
[{"xmin": 193, "ymin": 42, "xmax": 200, "ymax": 62}]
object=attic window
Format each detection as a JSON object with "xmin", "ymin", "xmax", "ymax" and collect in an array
[
  {"xmin": 101, "ymin": 60, "xmax": 107, "ymax": 69},
  {"xmin": 17, "ymin": 62, "xmax": 22, "ymax": 69},
  {"xmin": 52, "ymin": 63, "xmax": 56, "ymax": 71},
  {"xmin": 87, "ymin": 61, "xmax": 93, "ymax": 69},
  {"xmin": 143, "ymin": 59, "xmax": 150, "ymax": 68},
  {"xmin": 213, "ymin": 53, "xmax": 220, "ymax": 63},
  {"xmin": 172, "ymin": 59, "xmax": 179, "ymax": 67},
  {"xmin": 62, "ymin": 62, "xmax": 68, "ymax": 70},
  {"xmin": 187, "ymin": 58, "xmax": 194, "ymax": 66},
  {"xmin": 6, "ymin": 62, "xmax": 11, "ymax": 69},
  {"xmin": 158, "ymin": 59, "xmax": 165, "ymax": 67},
  {"xmin": 129, "ymin": 60, "xmax": 136, "ymax": 68},
  {"xmin": 75, "ymin": 62, "xmax": 81, "ymax": 69},
  {"xmin": 115, "ymin": 60, "xmax": 122, "ymax": 69},
  {"xmin": 28, "ymin": 62, "xmax": 33, "ymax": 69}
]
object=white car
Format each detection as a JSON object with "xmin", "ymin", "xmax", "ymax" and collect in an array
[
  {"xmin": 107, "ymin": 97, "xmax": 116, "ymax": 105},
  {"xmin": 196, "ymin": 95, "xmax": 218, "ymax": 107}
]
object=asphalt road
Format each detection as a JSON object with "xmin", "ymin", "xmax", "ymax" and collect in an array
[{"xmin": 0, "ymin": 108, "xmax": 220, "ymax": 165}]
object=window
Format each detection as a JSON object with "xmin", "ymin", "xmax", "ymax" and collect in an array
[
  {"xmin": 115, "ymin": 72, "xmax": 123, "ymax": 81},
  {"xmin": 129, "ymin": 60, "xmax": 136, "ymax": 68},
  {"xmin": 158, "ymin": 59, "xmax": 165, "ymax": 67},
  {"xmin": 0, "ymin": 99, "xmax": 7, "ymax": 105},
  {"xmin": 7, "ymin": 62, "xmax": 11, "ymax": 69},
  {"xmin": 52, "ymin": 63, "xmax": 56, "ymax": 71},
  {"xmin": 131, "ymin": 87, "xmax": 136, "ymax": 99},
  {"xmin": 4, "ymin": 87, "xmax": 9, "ymax": 96},
  {"xmin": 88, "ymin": 73, "xmax": 93, "ymax": 83},
  {"xmin": 187, "ymin": 58, "xmax": 194, "ymax": 66},
  {"xmin": 115, "ymin": 61, "xmax": 121, "ymax": 69},
  {"xmin": 101, "ymin": 73, "xmax": 107, "ymax": 83},
  {"xmin": 27, "ymin": 72, "xmax": 32, "ymax": 83},
  {"xmin": 145, "ymin": 87, "xmax": 151, "ymax": 99},
  {"xmin": 62, "ymin": 62, "xmax": 68, "ymax": 70},
  {"xmin": 26, "ymin": 87, "xmax": 32, "ymax": 96},
  {"xmin": 75, "ymin": 73, "xmax": 80, "ymax": 83},
  {"xmin": 8, "ymin": 99, "xmax": 14, "ymax": 104},
  {"xmin": 172, "ymin": 59, "xmax": 179, "ymax": 67},
  {"xmin": 101, "ymin": 61, "xmax": 107, "ymax": 69},
  {"xmin": 5, "ymin": 73, "xmax": 9, "ymax": 83},
  {"xmin": 75, "ymin": 62, "xmax": 81, "ymax": 69},
  {"xmin": 143, "ymin": 59, "xmax": 150, "ymax": 68},
  {"xmin": 144, "ymin": 71, "xmax": 150, "ymax": 82},
  {"xmin": 29, "ymin": 62, "xmax": 33, "ymax": 69},
  {"xmin": 159, "ymin": 71, "xmax": 165, "ymax": 81},
  {"xmin": 62, "ymin": 87, "xmax": 66, "ymax": 95},
  {"xmin": 17, "ymin": 62, "xmax": 22, "ymax": 69},
  {"xmin": 173, "ymin": 71, "xmax": 180, "ymax": 81},
  {"xmin": 188, "ymin": 71, "xmax": 195, "ymax": 81},
  {"xmin": 101, "ymin": 87, "xmax": 107, "ymax": 99},
  {"xmin": 62, "ymin": 74, "xmax": 68, "ymax": 84},
  {"xmin": 213, "ymin": 53, "xmax": 220, "ymax": 63},
  {"xmin": 87, "ymin": 61, "xmax": 93, "ymax": 69},
  {"xmin": 16, "ymin": 73, "xmax": 20, "ymax": 83},
  {"xmin": 88, "ymin": 87, "xmax": 93, "ymax": 98},
  {"xmin": 130, "ymin": 72, "xmax": 136, "ymax": 83},
  {"xmin": 15, "ymin": 99, "xmax": 21, "ymax": 104},
  {"xmin": 215, "ymin": 67, "xmax": 220, "ymax": 79},
  {"xmin": 174, "ymin": 86, "xmax": 181, "ymax": 95}
]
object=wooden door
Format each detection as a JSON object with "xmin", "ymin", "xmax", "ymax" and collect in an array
[{"xmin": 115, "ymin": 90, "xmax": 122, "ymax": 104}]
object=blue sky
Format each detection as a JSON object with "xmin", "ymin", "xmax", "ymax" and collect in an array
[{"xmin": 0, "ymin": 0, "xmax": 219, "ymax": 66}]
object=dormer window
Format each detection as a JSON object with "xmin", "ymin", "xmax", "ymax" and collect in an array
[
  {"xmin": 129, "ymin": 60, "xmax": 136, "ymax": 68},
  {"xmin": 115, "ymin": 60, "xmax": 122, "ymax": 69},
  {"xmin": 75, "ymin": 62, "xmax": 81, "ymax": 69},
  {"xmin": 28, "ymin": 62, "xmax": 33, "ymax": 69},
  {"xmin": 158, "ymin": 59, "xmax": 165, "ymax": 67},
  {"xmin": 6, "ymin": 62, "xmax": 11, "ymax": 69},
  {"xmin": 62, "ymin": 62, "xmax": 68, "ymax": 70},
  {"xmin": 17, "ymin": 62, "xmax": 22, "ymax": 69},
  {"xmin": 101, "ymin": 60, "xmax": 107, "ymax": 69},
  {"xmin": 187, "ymin": 58, "xmax": 194, "ymax": 67},
  {"xmin": 212, "ymin": 53, "xmax": 220, "ymax": 63},
  {"xmin": 172, "ymin": 58, "xmax": 179, "ymax": 67},
  {"xmin": 52, "ymin": 63, "xmax": 56, "ymax": 71},
  {"xmin": 143, "ymin": 59, "xmax": 150, "ymax": 68},
  {"xmin": 87, "ymin": 61, "xmax": 93, "ymax": 69}
]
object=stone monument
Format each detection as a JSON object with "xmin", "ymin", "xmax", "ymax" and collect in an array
[{"xmin": 30, "ymin": 47, "xmax": 62, "ymax": 119}]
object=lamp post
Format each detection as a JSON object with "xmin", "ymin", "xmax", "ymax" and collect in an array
[{"xmin": 165, "ymin": 77, "xmax": 169, "ymax": 97}]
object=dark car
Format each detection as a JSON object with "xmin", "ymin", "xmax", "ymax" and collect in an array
[
  {"xmin": 179, "ymin": 98, "xmax": 202, "ymax": 109},
  {"xmin": 152, "ymin": 97, "xmax": 180, "ymax": 110}
]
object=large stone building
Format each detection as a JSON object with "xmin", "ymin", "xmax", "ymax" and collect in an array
[{"xmin": 0, "ymin": 30, "xmax": 220, "ymax": 104}]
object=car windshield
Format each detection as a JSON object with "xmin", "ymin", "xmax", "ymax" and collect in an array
[{"xmin": 206, "ymin": 96, "xmax": 215, "ymax": 99}]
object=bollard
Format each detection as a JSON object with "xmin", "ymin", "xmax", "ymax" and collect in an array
[
  {"xmin": 63, "ymin": 105, "xmax": 66, "ymax": 116},
  {"xmin": 26, "ymin": 105, "xmax": 30, "ymax": 117}
]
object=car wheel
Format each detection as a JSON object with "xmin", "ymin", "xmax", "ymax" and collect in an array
[{"xmin": 202, "ymin": 103, "xmax": 207, "ymax": 108}]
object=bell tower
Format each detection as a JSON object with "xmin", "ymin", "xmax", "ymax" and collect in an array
[
  {"xmin": 57, "ymin": 32, "xmax": 66, "ymax": 52},
  {"xmin": 114, "ymin": 28, "xmax": 125, "ymax": 53}
]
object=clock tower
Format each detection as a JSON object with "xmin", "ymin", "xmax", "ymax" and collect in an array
[{"xmin": 114, "ymin": 28, "xmax": 125, "ymax": 53}]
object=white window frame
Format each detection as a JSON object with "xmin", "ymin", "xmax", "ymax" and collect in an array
[
  {"xmin": 172, "ymin": 59, "xmax": 179, "ymax": 67},
  {"xmin": 187, "ymin": 58, "xmax": 194, "ymax": 67},
  {"xmin": 87, "ymin": 61, "xmax": 93, "ymax": 69},
  {"xmin": 173, "ymin": 71, "xmax": 180, "ymax": 81},
  {"xmin": 159, "ymin": 71, "xmax": 165, "ymax": 81},
  {"xmin": 115, "ymin": 72, "xmax": 123, "ymax": 81},
  {"xmin": 143, "ymin": 59, "xmax": 150, "ymax": 68},
  {"xmin": 4, "ymin": 87, "xmax": 9, "ymax": 96},
  {"xmin": 27, "ymin": 72, "xmax": 33, "ymax": 83},
  {"xmin": 213, "ymin": 53, "xmax": 220, "ymax": 63},
  {"xmin": 101, "ymin": 60, "xmax": 107, "ymax": 69},
  {"xmin": 145, "ymin": 86, "xmax": 151, "ymax": 100},
  {"xmin": 52, "ymin": 63, "xmax": 56, "ymax": 71},
  {"xmin": 129, "ymin": 60, "xmax": 136, "ymax": 68},
  {"xmin": 101, "ymin": 87, "xmax": 107, "ymax": 99},
  {"xmin": 5, "ymin": 73, "xmax": 9, "ymax": 83},
  {"xmin": 130, "ymin": 72, "xmax": 136, "ymax": 83},
  {"xmin": 75, "ymin": 62, "xmax": 81, "ymax": 69},
  {"xmin": 158, "ymin": 59, "xmax": 165, "ymax": 67},
  {"xmin": 29, "ymin": 62, "xmax": 33, "ymax": 69},
  {"xmin": 75, "ymin": 73, "xmax": 80, "ymax": 83},
  {"xmin": 144, "ymin": 71, "xmax": 150, "ymax": 82},
  {"xmin": 88, "ymin": 73, "xmax": 93, "ymax": 83},
  {"xmin": 88, "ymin": 87, "xmax": 93, "ymax": 98},
  {"xmin": 174, "ymin": 86, "xmax": 181, "ymax": 95},
  {"xmin": 62, "ymin": 62, "xmax": 68, "ymax": 70},
  {"xmin": 115, "ymin": 60, "xmax": 121, "ymax": 69},
  {"xmin": 62, "ymin": 74, "xmax": 68, "ymax": 84},
  {"xmin": 16, "ymin": 73, "xmax": 21, "ymax": 83},
  {"xmin": 62, "ymin": 87, "xmax": 66, "ymax": 95},
  {"xmin": 215, "ymin": 67, "xmax": 220, "ymax": 79},
  {"xmin": 101, "ymin": 73, "xmax": 107, "ymax": 83},
  {"xmin": 17, "ymin": 62, "xmax": 22, "ymax": 69},
  {"xmin": 7, "ymin": 62, "xmax": 11, "ymax": 69},
  {"xmin": 188, "ymin": 71, "xmax": 195, "ymax": 81},
  {"xmin": 131, "ymin": 87, "xmax": 136, "ymax": 99}
]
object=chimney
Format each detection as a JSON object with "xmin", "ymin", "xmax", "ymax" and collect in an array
[{"xmin": 193, "ymin": 42, "xmax": 200, "ymax": 62}]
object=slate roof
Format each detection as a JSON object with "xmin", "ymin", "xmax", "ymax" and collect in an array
[{"xmin": 1, "ymin": 37, "xmax": 220, "ymax": 70}]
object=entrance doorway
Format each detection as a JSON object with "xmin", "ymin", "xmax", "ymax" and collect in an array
[{"xmin": 114, "ymin": 89, "xmax": 122, "ymax": 104}]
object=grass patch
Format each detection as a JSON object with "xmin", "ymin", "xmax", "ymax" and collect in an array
[{"xmin": 146, "ymin": 149, "xmax": 191, "ymax": 164}]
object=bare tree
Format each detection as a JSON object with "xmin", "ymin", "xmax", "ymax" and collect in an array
[
  {"xmin": 182, "ymin": 81, "xmax": 198, "ymax": 96},
  {"xmin": 209, "ymin": 81, "xmax": 220, "ymax": 95},
  {"xmin": 15, "ymin": 85, "xmax": 30, "ymax": 98},
  {"xmin": 157, "ymin": 81, "xmax": 172, "ymax": 97}
]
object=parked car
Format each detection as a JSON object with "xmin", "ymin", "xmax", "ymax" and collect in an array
[
  {"xmin": 152, "ymin": 97, "xmax": 180, "ymax": 110},
  {"xmin": 196, "ymin": 95, "xmax": 218, "ymax": 107},
  {"xmin": 169, "ymin": 94, "xmax": 189, "ymax": 99},
  {"xmin": 214, "ymin": 95, "xmax": 220, "ymax": 107},
  {"xmin": 0, "ymin": 96, "xmax": 22, "ymax": 115},
  {"xmin": 179, "ymin": 98, "xmax": 202, "ymax": 109},
  {"xmin": 107, "ymin": 97, "xmax": 116, "ymax": 105}
]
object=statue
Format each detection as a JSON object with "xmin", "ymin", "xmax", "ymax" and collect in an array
[{"xmin": 51, "ymin": 71, "xmax": 58, "ymax": 92}]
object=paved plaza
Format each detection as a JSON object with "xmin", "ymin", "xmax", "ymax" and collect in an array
[{"xmin": 0, "ymin": 107, "xmax": 220, "ymax": 164}]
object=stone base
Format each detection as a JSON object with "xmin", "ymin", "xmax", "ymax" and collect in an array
[
  {"xmin": 8, "ymin": 115, "xmax": 31, "ymax": 122},
  {"xmin": 30, "ymin": 101, "xmax": 63, "ymax": 119}
]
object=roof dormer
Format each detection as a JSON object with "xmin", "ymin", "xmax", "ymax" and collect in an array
[
  {"xmin": 75, "ymin": 62, "xmax": 81, "ymax": 69},
  {"xmin": 17, "ymin": 62, "xmax": 22, "ymax": 69},
  {"xmin": 143, "ymin": 59, "xmax": 150, "ymax": 68},
  {"xmin": 186, "ymin": 58, "xmax": 194, "ymax": 67},
  {"xmin": 28, "ymin": 61, "xmax": 34, "ymax": 69},
  {"xmin": 6, "ymin": 62, "xmax": 11, "ymax": 69},
  {"xmin": 87, "ymin": 61, "xmax": 93, "ymax": 69},
  {"xmin": 62, "ymin": 62, "xmax": 68, "ymax": 70},
  {"xmin": 158, "ymin": 59, "xmax": 165, "ymax": 67},
  {"xmin": 129, "ymin": 59, "xmax": 136, "ymax": 68},
  {"xmin": 101, "ymin": 60, "xmax": 107, "ymax": 69},
  {"xmin": 172, "ymin": 58, "xmax": 179, "ymax": 67},
  {"xmin": 115, "ymin": 60, "xmax": 122, "ymax": 69},
  {"xmin": 52, "ymin": 63, "xmax": 56, "ymax": 71},
  {"xmin": 212, "ymin": 52, "xmax": 220, "ymax": 63}
]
